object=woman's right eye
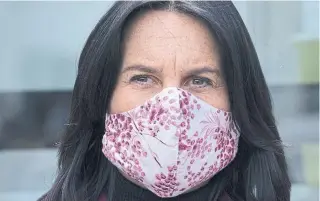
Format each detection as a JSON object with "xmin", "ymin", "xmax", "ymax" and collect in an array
[{"xmin": 129, "ymin": 75, "xmax": 155, "ymax": 86}]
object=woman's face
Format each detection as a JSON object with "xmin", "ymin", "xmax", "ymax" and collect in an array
[{"xmin": 110, "ymin": 10, "xmax": 229, "ymax": 114}]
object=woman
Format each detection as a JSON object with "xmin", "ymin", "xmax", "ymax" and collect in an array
[{"xmin": 39, "ymin": 1, "xmax": 291, "ymax": 201}]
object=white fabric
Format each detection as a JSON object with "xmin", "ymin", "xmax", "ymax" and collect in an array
[{"xmin": 102, "ymin": 87, "xmax": 239, "ymax": 198}]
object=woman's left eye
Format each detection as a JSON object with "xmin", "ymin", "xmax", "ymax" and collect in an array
[{"xmin": 187, "ymin": 77, "xmax": 213, "ymax": 88}]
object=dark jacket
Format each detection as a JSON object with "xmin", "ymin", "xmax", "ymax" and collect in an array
[{"xmin": 98, "ymin": 193, "xmax": 233, "ymax": 201}]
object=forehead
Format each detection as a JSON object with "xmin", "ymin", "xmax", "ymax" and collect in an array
[{"xmin": 122, "ymin": 10, "xmax": 220, "ymax": 70}]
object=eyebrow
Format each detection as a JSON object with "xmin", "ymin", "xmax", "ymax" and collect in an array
[
  {"xmin": 121, "ymin": 65, "xmax": 219, "ymax": 76},
  {"xmin": 121, "ymin": 65, "xmax": 161, "ymax": 74},
  {"xmin": 184, "ymin": 66, "xmax": 220, "ymax": 77}
]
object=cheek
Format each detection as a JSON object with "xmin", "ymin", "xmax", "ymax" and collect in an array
[
  {"xmin": 109, "ymin": 86, "xmax": 158, "ymax": 114},
  {"xmin": 199, "ymin": 88, "xmax": 229, "ymax": 111},
  {"xmin": 109, "ymin": 88, "xmax": 134, "ymax": 114}
]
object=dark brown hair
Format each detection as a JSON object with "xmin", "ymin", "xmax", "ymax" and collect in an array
[{"xmin": 39, "ymin": 1, "xmax": 291, "ymax": 201}]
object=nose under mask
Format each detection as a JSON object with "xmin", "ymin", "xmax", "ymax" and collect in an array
[{"xmin": 102, "ymin": 87, "xmax": 240, "ymax": 198}]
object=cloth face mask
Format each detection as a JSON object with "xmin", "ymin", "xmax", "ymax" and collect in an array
[{"xmin": 102, "ymin": 87, "xmax": 240, "ymax": 198}]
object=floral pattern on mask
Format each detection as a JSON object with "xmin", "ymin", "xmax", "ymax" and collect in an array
[{"xmin": 102, "ymin": 87, "xmax": 239, "ymax": 198}]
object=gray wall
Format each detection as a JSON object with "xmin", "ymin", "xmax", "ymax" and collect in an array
[
  {"xmin": 0, "ymin": 1, "xmax": 319, "ymax": 92},
  {"xmin": 0, "ymin": 1, "xmax": 113, "ymax": 92}
]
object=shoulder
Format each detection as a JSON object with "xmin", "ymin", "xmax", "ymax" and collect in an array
[
  {"xmin": 99, "ymin": 193, "xmax": 107, "ymax": 201},
  {"xmin": 220, "ymin": 193, "xmax": 233, "ymax": 201},
  {"xmin": 99, "ymin": 193, "xmax": 232, "ymax": 201}
]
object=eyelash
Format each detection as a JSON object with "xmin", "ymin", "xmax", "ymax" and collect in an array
[
  {"xmin": 129, "ymin": 74, "xmax": 215, "ymax": 88},
  {"xmin": 187, "ymin": 77, "xmax": 213, "ymax": 88},
  {"xmin": 129, "ymin": 75, "xmax": 157, "ymax": 87}
]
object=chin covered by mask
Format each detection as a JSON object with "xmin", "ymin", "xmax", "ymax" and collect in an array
[{"xmin": 102, "ymin": 87, "xmax": 239, "ymax": 198}]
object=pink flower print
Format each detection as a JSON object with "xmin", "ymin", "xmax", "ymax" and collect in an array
[
  {"xmin": 183, "ymin": 98, "xmax": 189, "ymax": 105},
  {"xmin": 179, "ymin": 142, "xmax": 189, "ymax": 151},
  {"xmin": 103, "ymin": 88, "xmax": 240, "ymax": 198},
  {"xmin": 151, "ymin": 166, "xmax": 179, "ymax": 197},
  {"xmin": 183, "ymin": 162, "xmax": 211, "ymax": 189},
  {"xmin": 169, "ymin": 98, "xmax": 177, "ymax": 104},
  {"xmin": 163, "ymin": 96, "xmax": 169, "ymax": 101},
  {"xmin": 196, "ymin": 104, "xmax": 201, "ymax": 110},
  {"xmin": 200, "ymin": 111, "xmax": 229, "ymax": 140}
]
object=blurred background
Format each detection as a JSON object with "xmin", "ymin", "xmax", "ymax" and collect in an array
[{"xmin": 0, "ymin": 1, "xmax": 319, "ymax": 201}]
